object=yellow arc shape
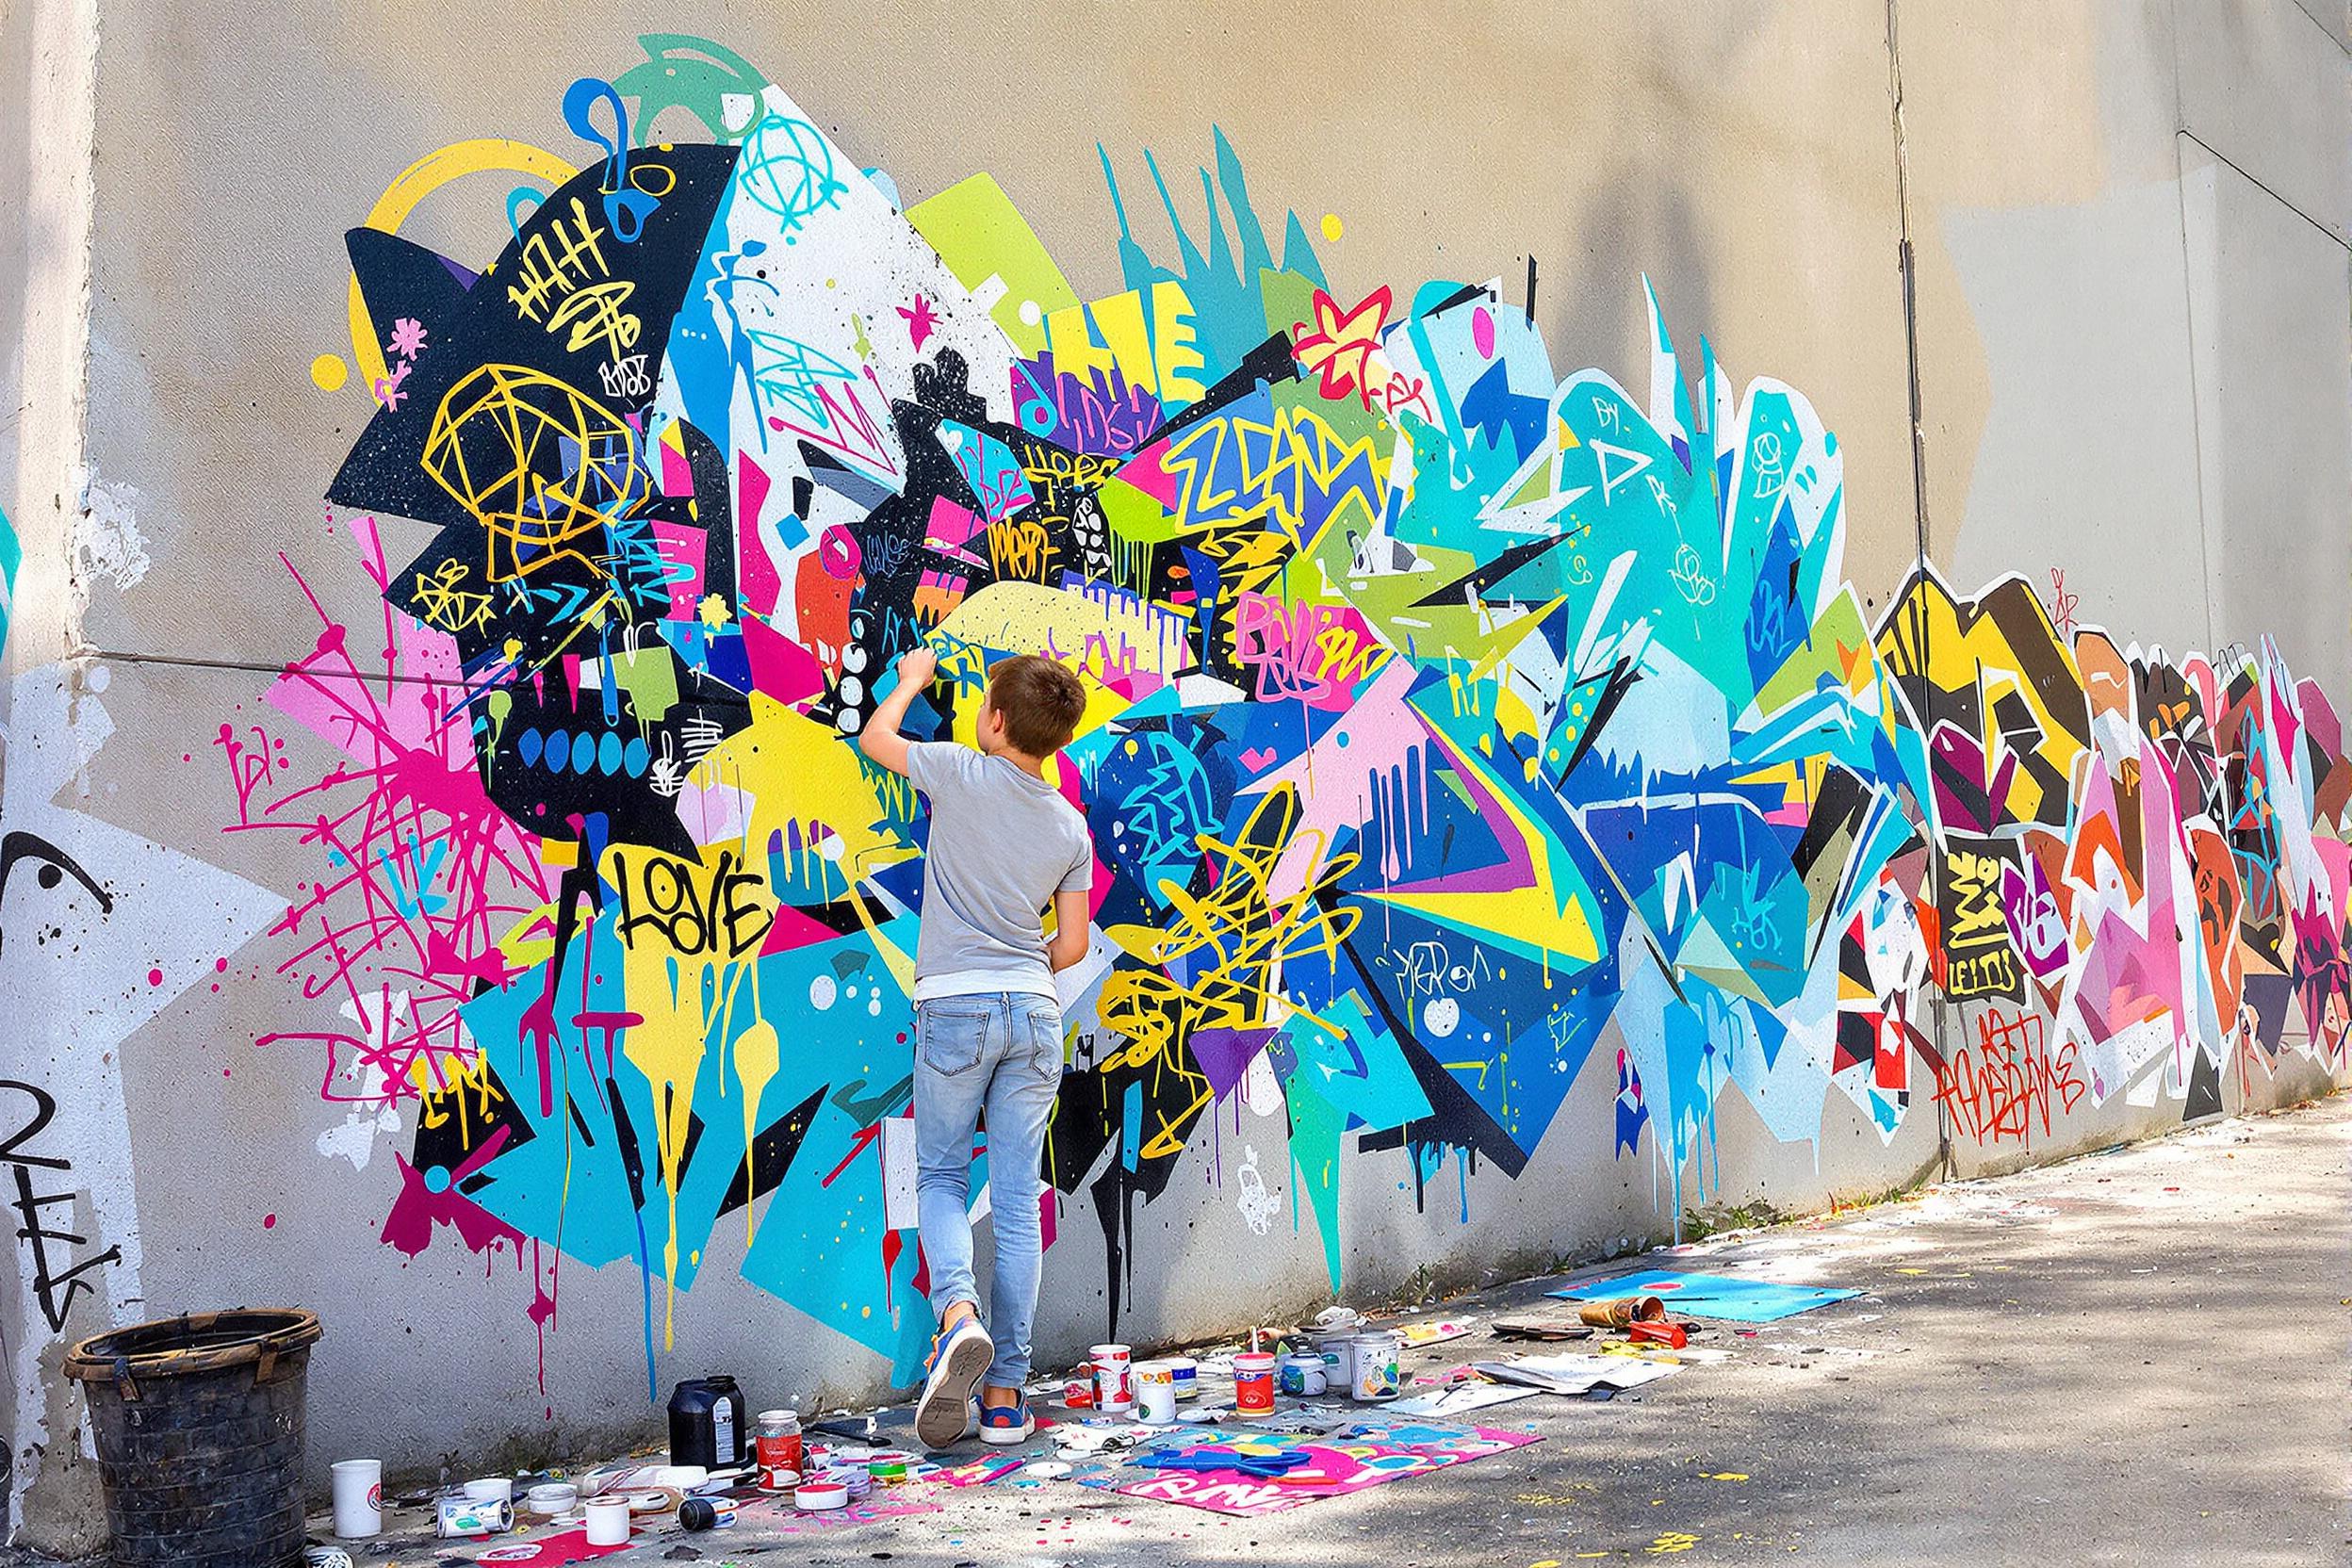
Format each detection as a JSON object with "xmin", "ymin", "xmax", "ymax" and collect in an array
[{"xmin": 347, "ymin": 139, "xmax": 580, "ymax": 392}]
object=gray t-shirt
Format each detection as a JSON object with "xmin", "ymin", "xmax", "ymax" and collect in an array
[{"xmin": 906, "ymin": 742, "xmax": 1093, "ymax": 1003}]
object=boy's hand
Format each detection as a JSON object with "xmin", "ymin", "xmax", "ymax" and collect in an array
[
  {"xmin": 895, "ymin": 645, "xmax": 939, "ymax": 690},
  {"xmin": 859, "ymin": 645, "xmax": 937, "ymax": 779}
]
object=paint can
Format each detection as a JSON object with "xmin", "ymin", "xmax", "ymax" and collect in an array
[
  {"xmin": 523, "ymin": 1482, "xmax": 577, "ymax": 1515},
  {"xmin": 1090, "ymin": 1343, "xmax": 1135, "ymax": 1413},
  {"xmin": 1232, "ymin": 1350, "xmax": 1278, "ymax": 1418},
  {"xmin": 1349, "ymin": 1331, "xmax": 1401, "ymax": 1401},
  {"xmin": 755, "ymin": 1408, "xmax": 804, "ymax": 1475},
  {"xmin": 1310, "ymin": 1331, "xmax": 1357, "ymax": 1394},
  {"xmin": 1279, "ymin": 1353, "xmax": 1328, "ymax": 1397},
  {"xmin": 436, "ymin": 1495, "xmax": 512, "ymax": 1537},
  {"xmin": 582, "ymin": 1498, "xmax": 632, "ymax": 1546},
  {"xmin": 330, "ymin": 1459, "xmax": 382, "ymax": 1541},
  {"xmin": 1135, "ymin": 1361, "xmax": 1178, "ymax": 1425},
  {"xmin": 1167, "ymin": 1356, "xmax": 1200, "ymax": 1399},
  {"xmin": 678, "ymin": 1496, "xmax": 737, "ymax": 1531},
  {"xmin": 1062, "ymin": 1378, "xmax": 1096, "ymax": 1408},
  {"xmin": 794, "ymin": 1479, "xmax": 850, "ymax": 1512},
  {"xmin": 868, "ymin": 1460, "xmax": 909, "ymax": 1486}
]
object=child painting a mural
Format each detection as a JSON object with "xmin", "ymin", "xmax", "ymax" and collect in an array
[{"xmin": 859, "ymin": 649, "xmax": 1096, "ymax": 1447}]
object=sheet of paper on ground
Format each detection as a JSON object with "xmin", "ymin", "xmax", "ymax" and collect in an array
[
  {"xmin": 1552, "ymin": 1269, "xmax": 1859, "ymax": 1322},
  {"xmin": 1070, "ymin": 1421, "xmax": 1540, "ymax": 1516}
]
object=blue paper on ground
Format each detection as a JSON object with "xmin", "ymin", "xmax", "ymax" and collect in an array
[{"xmin": 1550, "ymin": 1269, "xmax": 1857, "ymax": 1322}]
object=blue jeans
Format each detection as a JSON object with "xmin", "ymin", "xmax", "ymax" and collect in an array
[{"xmin": 913, "ymin": 992, "xmax": 1064, "ymax": 1390}]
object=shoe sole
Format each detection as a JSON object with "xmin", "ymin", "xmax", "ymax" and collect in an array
[
  {"xmin": 978, "ymin": 1418, "xmax": 1034, "ymax": 1446},
  {"xmin": 914, "ymin": 1331, "xmax": 995, "ymax": 1449}
]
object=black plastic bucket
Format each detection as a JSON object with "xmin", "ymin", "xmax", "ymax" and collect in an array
[{"xmin": 65, "ymin": 1309, "xmax": 322, "ymax": 1568}]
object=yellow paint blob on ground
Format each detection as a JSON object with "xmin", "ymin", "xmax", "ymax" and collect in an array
[
  {"xmin": 1706, "ymin": 1472, "xmax": 1750, "ymax": 1481},
  {"xmin": 309, "ymin": 352, "xmax": 349, "ymax": 390}
]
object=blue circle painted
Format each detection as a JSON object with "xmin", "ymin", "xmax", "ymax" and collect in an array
[
  {"xmin": 598, "ymin": 731, "xmax": 624, "ymax": 775},
  {"xmin": 623, "ymin": 736, "xmax": 650, "ymax": 777},
  {"xmin": 571, "ymin": 731, "xmax": 597, "ymax": 774},
  {"xmin": 545, "ymin": 728, "xmax": 569, "ymax": 774},
  {"xmin": 421, "ymin": 1165, "xmax": 452, "ymax": 1194},
  {"xmin": 516, "ymin": 727, "xmax": 544, "ymax": 765}
]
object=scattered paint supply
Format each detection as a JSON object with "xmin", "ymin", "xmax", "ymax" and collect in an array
[{"xmin": 1552, "ymin": 1272, "xmax": 1859, "ymax": 1323}]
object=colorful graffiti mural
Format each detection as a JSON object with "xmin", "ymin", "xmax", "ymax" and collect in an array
[{"xmin": 232, "ymin": 36, "xmax": 2351, "ymax": 1393}]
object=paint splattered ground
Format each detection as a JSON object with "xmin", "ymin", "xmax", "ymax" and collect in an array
[{"xmin": 13, "ymin": 1095, "xmax": 2344, "ymax": 1568}]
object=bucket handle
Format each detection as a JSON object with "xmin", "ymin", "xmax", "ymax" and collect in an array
[{"xmin": 109, "ymin": 1355, "xmax": 139, "ymax": 1404}]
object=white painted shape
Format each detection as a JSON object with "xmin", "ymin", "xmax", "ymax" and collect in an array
[{"xmin": 0, "ymin": 664, "xmax": 279, "ymax": 1527}]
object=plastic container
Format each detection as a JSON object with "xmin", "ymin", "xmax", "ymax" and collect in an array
[
  {"xmin": 523, "ymin": 1482, "xmax": 578, "ymax": 1515},
  {"xmin": 667, "ymin": 1376, "xmax": 746, "ymax": 1469},
  {"xmin": 1135, "ymin": 1362, "xmax": 1177, "ymax": 1424},
  {"xmin": 1232, "ymin": 1350, "xmax": 1278, "ymax": 1417},
  {"xmin": 755, "ymin": 1408, "xmax": 803, "ymax": 1474},
  {"xmin": 583, "ymin": 1498, "xmax": 632, "ymax": 1545},
  {"xmin": 1279, "ymin": 1353, "xmax": 1328, "ymax": 1397},
  {"xmin": 329, "ymin": 1460, "xmax": 379, "ymax": 1541},
  {"xmin": 65, "ymin": 1308, "xmax": 324, "ymax": 1568}
]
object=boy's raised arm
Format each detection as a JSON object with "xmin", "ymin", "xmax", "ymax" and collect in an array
[{"xmin": 858, "ymin": 646, "xmax": 939, "ymax": 778}]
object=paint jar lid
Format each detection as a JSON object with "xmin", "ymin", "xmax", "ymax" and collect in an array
[{"xmin": 759, "ymin": 1408, "xmax": 796, "ymax": 1424}]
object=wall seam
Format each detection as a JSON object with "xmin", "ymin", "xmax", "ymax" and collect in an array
[{"xmin": 2166, "ymin": 0, "xmax": 2225, "ymax": 663}]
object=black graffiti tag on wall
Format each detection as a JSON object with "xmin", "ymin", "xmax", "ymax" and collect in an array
[{"xmin": 0, "ymin": 1082, "xmax": 121, "ymax": 1334}]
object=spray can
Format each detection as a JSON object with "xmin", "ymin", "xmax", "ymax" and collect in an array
[
  {"xmin": 436, "ymin": 1496, "xmax": 514, "ymax": 1537},
  {"xmin": 678, "ymin": 1496, "xmax": 737, "ymax": 1532}
]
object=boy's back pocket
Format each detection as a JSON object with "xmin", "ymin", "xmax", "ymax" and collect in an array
[{"xmin": 918, "ymin": 1003, "xmax": 992, "ymax": 1075}]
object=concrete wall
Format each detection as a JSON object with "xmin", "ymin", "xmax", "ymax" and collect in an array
[{"xmin": 4, "ymin": 2, "xmax": 2345, "ymax": 1551}]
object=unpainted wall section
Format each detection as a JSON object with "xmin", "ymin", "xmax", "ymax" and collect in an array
[{"xmin": 5, "ymin": 2, "xmax": 2347, "ymax": 1552}]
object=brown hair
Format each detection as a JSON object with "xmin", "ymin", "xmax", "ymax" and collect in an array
[{"xmin": 986, "ymin": 654, "xmax": 1086, "ymax": 757}]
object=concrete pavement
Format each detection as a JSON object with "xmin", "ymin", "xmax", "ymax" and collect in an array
[{"xmin": 21, "ymin": 1093, "xmax": 2350, "ymax": 1567}]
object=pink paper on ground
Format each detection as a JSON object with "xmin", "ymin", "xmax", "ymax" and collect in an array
[{"xmin": 1074, "ymin": 1422, "xmax": 1540, "ymax": 1517}]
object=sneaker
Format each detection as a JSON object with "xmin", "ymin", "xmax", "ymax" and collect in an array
[
  {"xmin": 914, "ymin": 1316, "xmax": 994, "ymax": 1449},
  {"xmin": 977, "ymin": 1394, "xmax": 1035, "ymax": 1446}
]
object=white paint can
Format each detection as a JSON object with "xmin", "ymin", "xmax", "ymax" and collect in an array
[
  {"xmin": 583, "ymin": 1498, "xmax": 633, "ymax": 1545},
  {"xmin": 1135, "ymin": 1361, "xmax": 1178, "ymax": 1424},
  {"xmin": 1310, "ymin": 1331, "xmax": 1358, "ymax": 1394},
  {"xmin": 330, "ymin": 1459, "xmax": 382, "ymax": 1540},
  {"xmin": 1349, "ymin": 1331, "xmax": 1401, "ymax": 1401}
]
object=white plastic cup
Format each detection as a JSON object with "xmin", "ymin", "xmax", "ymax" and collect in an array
[
  {"xmin": 331, "ymin": 1459, "xmax": 383, "ymax": 1540},
  {"xmin": 584, "ymin": 1497, "xmax": 632, "ymax": 1545},
  {"xmin": 464, "ymin": 1477, "xmax": 513, "ymax": 1504},
  {"xmin": 1135, "ymin": 1361, "xmax": 1178, "ymax": 1425}
]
